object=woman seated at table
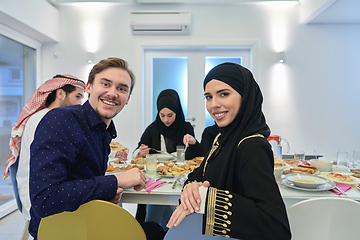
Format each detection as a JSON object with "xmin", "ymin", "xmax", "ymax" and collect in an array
[
  {"xmin": 134, "ymin": 89, "xmax": 202, "ymax": 159},
  {"xmin": 167, "ymin": 63, "xmax": 291, "ymax": 239},
  {"xmin": 133, "ymin": 89, "xmax": 203, "ymax": 229}
]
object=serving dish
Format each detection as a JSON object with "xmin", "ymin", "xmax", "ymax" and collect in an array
[
  {"xmin": 285, "ymin": 173, "xmax": 327, "ymax": 189},
  {"xmin": 279, "ymin": 176, "xmax": 336, "ymax": 192},
  {"xmin": 319, "ymin": 172, "xmax": 360, "ymax": 185}
]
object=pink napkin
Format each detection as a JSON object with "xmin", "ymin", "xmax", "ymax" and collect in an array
[
  {"xmin": 145, "ymin": 179, "xmax": 167, "ymax": 192},
  {"xmin": 330, "ymin": 184, "xmax": 352, "ymax": 196}
]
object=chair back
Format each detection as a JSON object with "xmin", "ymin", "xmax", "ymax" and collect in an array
[
  {"xmin": 287, "ymin": 197, "xmax": 360, "ymax": 240},
  {"xmin": 164, "ymin": 212, "xmax": 236, "ymax": 240},
  {"xmin": 38, "ymin": 200, "xmax": 146, "ymax": 240}
]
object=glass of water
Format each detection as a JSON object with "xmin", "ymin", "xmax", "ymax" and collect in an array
[
  {"xmin": 337, "ymin": 150, "xmax": 348, "ymax": 167},
  {"xmin": 176, "ymin": 146, "xmax": 185, "ymax": 163},
  {"xmin": 294, "ymin": 150, "xmax": 305, "ymax": 167},
  {"xmin": 353, "ymin": 150, "xmax": 360, "ymax": 169},
  {"xmin": 146, "ymin": 154, "xmax": 157, "ymax": 178}
]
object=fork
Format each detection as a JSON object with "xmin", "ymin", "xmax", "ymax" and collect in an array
[{"xmin": 149, "ymin": 148, "xmax": 162, "ymax": 153}]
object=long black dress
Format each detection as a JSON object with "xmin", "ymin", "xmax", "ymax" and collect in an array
[{"xmin": 183, "ymin": 63, "xmax": 291, "ymax": 240}]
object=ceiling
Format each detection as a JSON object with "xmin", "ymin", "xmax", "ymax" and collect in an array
[{"xmin": 47, "ymin": 0, "xmax": 360, "ymax": 24}]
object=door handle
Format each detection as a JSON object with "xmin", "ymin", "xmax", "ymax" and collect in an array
[{"xmin": 186, "ymin": 117, "xmax": 195, "ymax": 121}]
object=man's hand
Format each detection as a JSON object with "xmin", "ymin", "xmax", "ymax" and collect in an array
[
  {"xmin": 109, "ymin": 187, "xmax": 123, "ymax": 204},
  {"xmin": 138, "ymin": 144, "xmax": 150, "ymax": 158},
  {"xmin": 181, "ymin": 181, "xmax": 210, "ymax": 213},
  {"xmin": 114, "ymin": 168, "xmax": 146, "ymax": 191},
  {"xmin": 166, "ymin": 204, "xmax": 192, "ymax": 228}
]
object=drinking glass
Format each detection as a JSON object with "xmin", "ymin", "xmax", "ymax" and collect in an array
[
  {"xmin": 176, "ymin": 146, "xmax": 185, "ymax": 163},
  {"xmin": 146, "ymin": 154, "xmax": 157, "ymax": 178},
  {"xmin": 294, "ymin": 150, "xmax": 305, "ymax": 167},
  {"xmin": 336, "ymin": 150, "xmax": 348, "ymax": 167},
  {"xmin": 353, "ymin": 150, "xmax": 360, "ymax": 169}
]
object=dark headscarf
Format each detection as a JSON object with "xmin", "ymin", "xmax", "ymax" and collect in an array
[
  {"xmin": 203, "ymin": 62, "xmax": 270, "ymax": 147},
  {"xmin": 155, "ymin": 89, "xmax": 186, "ymax": 153}
]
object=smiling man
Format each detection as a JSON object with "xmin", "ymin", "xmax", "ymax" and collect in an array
[{"xmin": 28, "ymin": 58, "xmax": 164, "ymax": 240}]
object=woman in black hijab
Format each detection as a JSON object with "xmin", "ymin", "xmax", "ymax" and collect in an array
[
  {"xmin": 134, "ymin": 89, "xmax": 202, "ymax": 159},
  {"xmin": 167, "ymin": 63, "xmax": 291, "ymax": 240},
  {"xmin": 134, "ymin": 89, "xmax": 202, "ymax": 229}
]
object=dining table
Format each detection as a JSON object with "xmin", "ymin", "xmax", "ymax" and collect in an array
[{"xmin": 119, "ymin": 175, "xmax": 360, "ymax": 207}]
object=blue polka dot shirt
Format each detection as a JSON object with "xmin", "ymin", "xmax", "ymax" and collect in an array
[{"xmin": 28, "ymin": 100, "xmax": 118, "ymax": 239}]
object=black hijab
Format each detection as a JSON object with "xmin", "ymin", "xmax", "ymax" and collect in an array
[
  {"xmin": 201, "ymin": 62, "xmax": 270, "ymax": 187},
  {"xmin": 155, "ymin": 89, "xmax": 186, "ymax": 153},
  {"xmin": 203, "ymin": 62, "xmax": 270, "ymax": 147}
]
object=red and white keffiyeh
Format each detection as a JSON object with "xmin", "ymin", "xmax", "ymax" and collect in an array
[{"xmin": 3, "ymin": 75, "xmax": 86, "ymax": 180}]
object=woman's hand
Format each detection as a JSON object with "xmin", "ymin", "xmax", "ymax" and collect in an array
[
  {"xmin": 109, "ymin": 187, "xmax": 123, "ymax": 204},
  {"xmin": 181, "ymin": 181, "xmax": 210, "ymax": 213},
  {"xmin": 138, "ymin": 144, "xmax": 150, "ymax": 158},
  {"xmin": 166, "ymin": 204, "xmax": 192, "ymax": 228},
  {"xmin": 183, "ymin": 134, "xmax": 196, "ymax": 146}
]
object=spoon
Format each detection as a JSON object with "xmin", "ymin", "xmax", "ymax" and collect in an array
[{"xmin": 181, "ymin": 143, "xmax": 188, "ymax": 160}]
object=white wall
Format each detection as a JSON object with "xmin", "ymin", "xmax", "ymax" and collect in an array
[
  {"xmin": 9, "ymin": 2, "xmax": 360, "ymax": 159},
  {"xmin": 0, "ymin": 0, "xmax": 59, "ymax": 42}
]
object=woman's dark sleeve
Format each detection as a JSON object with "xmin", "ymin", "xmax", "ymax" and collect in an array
[
  {"xmin": 183, "ymin": 122, "xmax": 204, "ymax": 159},
  {"xmin": 200, "ymin": 129, "xmax": 215, "ymax": 157},
  {"xmin": 133, "ymin": 123, "xmax": 159, "ymax": 155},
  {"xmin": 202, "ymin": 140, "xmax": 291, "ymax": 240}
]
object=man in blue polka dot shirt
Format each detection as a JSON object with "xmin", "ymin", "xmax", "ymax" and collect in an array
[{"xmin": 29, "ymin": 58, "xmax": 164, "ymax": 239}]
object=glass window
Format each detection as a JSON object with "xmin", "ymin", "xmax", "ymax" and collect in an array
[
  {"xmin": 0, "ymin": 34, "xmax": 36, "ymax": 208},
  {"xmin": 152, "ymin": 57, "xmax": 188, "ymax": 121}
]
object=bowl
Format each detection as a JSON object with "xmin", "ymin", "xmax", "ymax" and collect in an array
[
  {"xmin": 310, "ymin": 159, "xmax": 333, "ymax": 172},
  {"xmin": 274, "ymin": 166, "xmax": 286, "ymax": 181},
  {"xmin": 285, "ymin": 173, "xmax": 327, "ymax": 189},
  {"xmin": 332, "ymin": 165, "xmax": 349, "ymax": 173}
]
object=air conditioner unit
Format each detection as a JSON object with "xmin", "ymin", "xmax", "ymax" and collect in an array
[{"xmin": 130, "ymin": 11, "xmax": 191, "ymax": 35}]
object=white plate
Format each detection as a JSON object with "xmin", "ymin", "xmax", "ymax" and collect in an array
[
  {"xmin": 319, "ymin": 172, "xmax": 360, "ymax": 185},
  {"xmin": 279, "ymin": 177, "xmax": 336, "ymax": 191},
  {"xmin": 155, "ymin": 154, "xmax": 176, "ymax": 162},
  {"xmin": 105, "ymin": 170, "xmax": 127, "ymax": 175},
  {"xmin": 157, "ymin": 174, "xmax": 177, "ymax": 178},
  {"xmin": 285, "ymin": 173, "xmax": 327, "ymax": 189}
]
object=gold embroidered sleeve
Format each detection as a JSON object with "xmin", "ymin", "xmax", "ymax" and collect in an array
[{"xmin": 204, "ymin": 187, "xmax": 233, "ymax": 238}]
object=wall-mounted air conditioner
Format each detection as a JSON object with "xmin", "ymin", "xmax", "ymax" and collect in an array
[{"xmin": 130, "ymin": 11, "xmax": 191, "ymax": 35}]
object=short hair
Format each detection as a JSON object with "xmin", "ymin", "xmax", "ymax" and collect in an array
[
  {"xmin": 88, "ymin": 57, "xmax": 135, "ymax": 94},
  {"xmin": 46, "ymin": 85, "xmax": 77, "ymax": 107}
]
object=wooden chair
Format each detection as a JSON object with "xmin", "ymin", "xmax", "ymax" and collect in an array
[
  {"xmin": 38, "ymin": 200, "xmax": 146, "ymax": 240},
  {"xmin": 287, "ymin": 197, "xmax": 360, "ymax": 240},
  {"xmin": 164, "ymin": 212, "xmax": 236, "ymax": 240}
]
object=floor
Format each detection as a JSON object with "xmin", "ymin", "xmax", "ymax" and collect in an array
[{"xmin": 0, "ymin": 203, "xmax": 138, "ymax": 240}]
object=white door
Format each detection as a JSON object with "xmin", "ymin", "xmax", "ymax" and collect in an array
[{"xmin": 144, "ymin": 47, "xmax": 252, "ymax": 141}]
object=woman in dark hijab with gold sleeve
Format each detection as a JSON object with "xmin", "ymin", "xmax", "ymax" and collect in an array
[{"xmin": 167, "ymin": 63, "xmax": 291, "ymax": 240}]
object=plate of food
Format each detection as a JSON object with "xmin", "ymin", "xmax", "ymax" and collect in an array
[
  {"xmin": 157, "ymin": 162, "xmax": 194, "ymax": 176},
  {"xmin": 186, "ymin": 156, "xmax": 204, "ymax": 168},
  {"xmin": 284, "ymin": 173, "xmax": 328, "ymax": 189},
  {"xmin": 130, "ymin": 157, "xmax": 146, "ymax": 165},
  {"xmin": 279, "ymin": 176, "xmax": 336, "ymax": 192},
  {"xmin": 282, "ymin": 164, "xmax": 319, "ymax": 175},
  {"xmin": 105, "ymin": 164, "xmax": 145, "ymax": 175},
  {"xmin": 319, "ymin": 172, "xmax": 360, "ymax": 185}
]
